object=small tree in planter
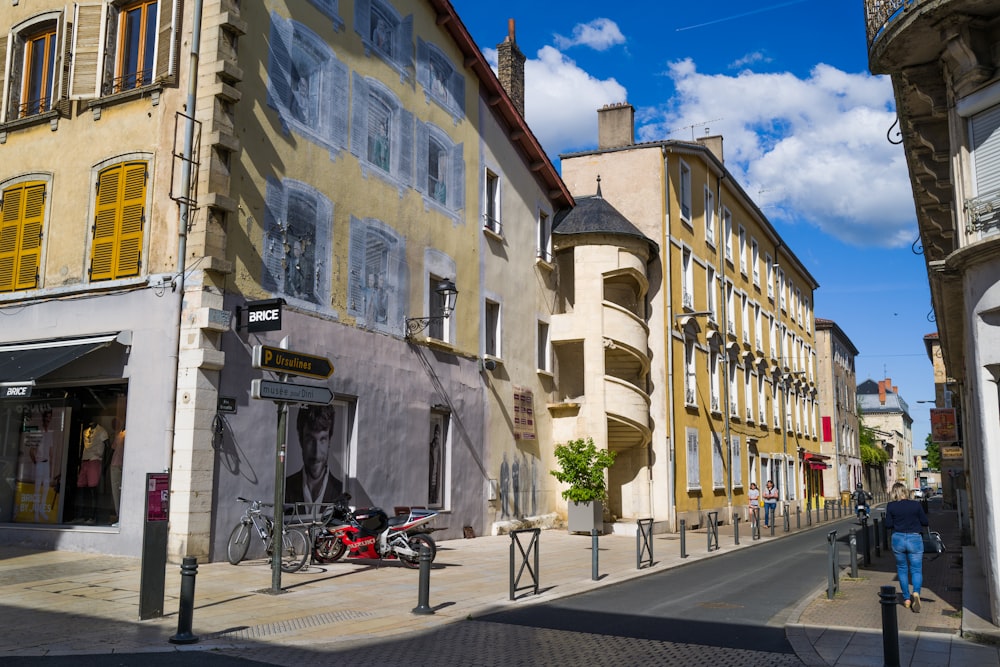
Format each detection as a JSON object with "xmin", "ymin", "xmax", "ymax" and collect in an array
[{"xmin": 550, "ymin": 437, "xmax": 616, "ymax": 533}]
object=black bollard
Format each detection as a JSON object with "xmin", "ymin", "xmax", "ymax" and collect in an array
[
  {"xmin": 169, "ymin": 557, "xmax": 199, "ymax": 644},
  {"xmin": 734, "ymin": 514, "xmax": 740, "ymax": 545},
  {"xmin": 783, "ymin": 505, "xmax": 790, "ymax": 532},
  {"xmin": 861, "ymin": 517, "xmax": 871, "ymax": 566},
  {"xmin": 412, "ymin": 544, "xmax": 434, "ymax": 615},
  {"xmin": 680, "ymin": 519, "xmax": 688, "ymax": 558},
  {"xmin": 880, "ymin": 585, "xmax": 900, "ymax": 667},
  {"xmin": 849, "ymin": 529, "xmax": 858, "ymax": 578},
  {"xmin": 874, "ymin": 518, "xmax": 881, "ymax": 557},
  {"xmin": 796, "ymin": 505, "xmax": 801, "ymax": 529},
  {"xmin": 592, "ymin": 528, "xmax": 599, "ymax": 581}
]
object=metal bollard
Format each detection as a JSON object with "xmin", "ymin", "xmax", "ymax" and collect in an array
[
  {"xmin": 806, "ymin": 504, "xmax": 812, "ymax": 526},
  {"xmin": 783, "ymin": 505, "xmax": 790, "ymax": 532},
  {"xmin": 753, "ymin": 511, "xmax": 760, "ymax": 541},
  {"xmin": 874, "ymin": 518, "xmax": 881, "ymax": 557},
  {"xmin": 826, "ymin": 530, "xmax": 839, "ymax": 600},
  {"xmin": 169, "ymin": 557, "xmax": 199, "ymax": 645},
  {"xmin": 680, "ymin": 519, "xmax": 688, "ymax": 558},
  {"xmin": 861, "ymin": 517, "xmax": 871, "ymax": 567},
  {"xmin": 733, "ymin": 514, "xmax": 740, "ymax": 545},
  {"xmin": 412, "ymin": 544, "xmax": 434, "ymax": 615},
  {"xmin": 849, "ymin": 529, "xmax": 858, "ymax": 578},
  {"xmin": 770, "ymin": 518, "xmax": 775, "ymax": 537},
  {"xmin": 880, "ymin": 585, "xmax": 901, "ymax": 667},
  {"xmin": 824, "ymin": 502, "xmax": 829, "ymax": 522},
  {"xmin": 592, "ymin": 529, "xmax": 599, "ymax": 581},
  {"xmin": 796, "ymin": 505, "xmax": 801, "ymax": 529}
]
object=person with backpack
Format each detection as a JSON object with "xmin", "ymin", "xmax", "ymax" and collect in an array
[
  {"xmin": 854, "ymin": 483, "xmax": 872, "ymax": 519},
  {"xmin": 763, "ymin": 480, "xmax": 779, "ymax": 527}
]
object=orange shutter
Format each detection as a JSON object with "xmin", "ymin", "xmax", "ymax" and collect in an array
[
  {"xmin": 90, "ymin": 165, "xmax": 122, "ymax": 281},
  {"xmin": 0, "ymin": 182, "xmax": 45, "ymax": 292},
  {"xmin": 115, "ymin": 162, "xmax": 145, "ymax": 278}
]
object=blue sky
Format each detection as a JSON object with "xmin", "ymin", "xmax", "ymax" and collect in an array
[{"xmin": 452, "ymin": 0, "xmax": 936, "ymax": 447}]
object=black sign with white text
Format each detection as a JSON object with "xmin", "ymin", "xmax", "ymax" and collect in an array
[{"xmin": 244, "ymin": 299, "xmax": 284, "ymax": 333}]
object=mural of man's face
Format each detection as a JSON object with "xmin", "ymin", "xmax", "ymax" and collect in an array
[{"xmin": 301, "ymin": 425, "xmax": 332, "ymax": 481}]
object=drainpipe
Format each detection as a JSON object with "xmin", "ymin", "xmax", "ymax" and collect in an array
[
  {"xmin": 662, "ymin": 145, "xmax": 676, "ymax": 530},
  {"xmin": 717, "ymin": 171, "xmax": 732, "ymax": 517},
  {"xmin": 165, "ymin": 0, "xmax": 204, "ymax": 472}
]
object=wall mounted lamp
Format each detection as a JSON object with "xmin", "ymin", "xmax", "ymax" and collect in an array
[{"xmin": 405, "ymin": 279, "xmax": 458, "ymax": 339}]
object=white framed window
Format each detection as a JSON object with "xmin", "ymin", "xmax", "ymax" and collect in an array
[
  {"xmin": 709, "ymin": 349, "xmax": 721, "ymax": 413},
  {"xmin": 682, "ymin": 247, "xmax": 694, "ymax": 310},
  {"xmin": 416, "ymin": 121, "xmax": 465, "ymax": 213},
  {"xmin": 354, "ymin": 0, "xmax": 414, "ymax": 79},
  {"xmin": 685, "ymin": 339, "xmax": 697, "ymax": 406},
  {"xmin": 351, "ymin": 74, "xmax": 414, "ymax": 188},
  {"xmin": 765, "ymin": 253, "xmax": 774, "ymax": 299},
  {"xmin": 416, "ymin": 37, "xmax": 465, "ymax": 118},
  {"xmin": 751, "ymin": 238, "xmax": 759, "ymax": 286},
  {"xmin": 731, "ymin": 435, "xmax": 742, "ymax": 488},
  {"xmin": 704, "ymin": 186, "xmax": 715, "ymax": 245},
  {"xmin": 772, "ymin": 378, "xmax": 781, "ymax": 428},
  {"xmin": 744, "ymin": 367, "xmax": 753, "ymax": 422},
  {"xmin": 347, "ymin": 216, "xmax": 405, "ymax": 333},
  {"xmin": 484, "ymin": 299, "xmax": 501, "ymax": 358},
  {"xmin": 679, "ymin": 160, "xmax": 692, "ymax": 224},
  {"xmin": 483, "ymin": 168, "xmax": 501, "ymax": 234},
  {"xmin": 738, "ymin": 225, "xmax": 747, "ymax": 275},
  {"xmin": 537, "ymin": 320, "xmax": 551, "ymax": 372},
  {"xmin": 769, "ymin": 315, "xmax": 777, "ymax": 358},
  {"xmin": 754, "ymin": 303, "xmax": 762, "ymax": 351},
  {"xmin": 706, "ymin": 267, "xmax": 717, "ymax": 323},
  {"xmin": 686, "ymin": 428, "xmax": 700, "ymax": 490},
  {"xmin": 1, "ymin": 12, "xmax": 66, "ymax": 122},
  {"xmin": 537, "ymin": 210, "xmax": 552, "ymax": 262},
  {"xmin": 741, "ymin": 292, "xmax": 750, "ymax": 345},
  {"xmin": 787, "ymin": 460, "xmax": 796, "ymax": 500},
  {"xmin": 723, "ymin": 208, "xmax": 733, "ymax": 262},
  {"xmin": 778, "ymin": 268, "xmax": 786, "ymax": 311},
  {"xmin": 757, "ymin": 373, "xmax": 766, "ymax": 421},
  {"xmin": 728, "ymin": 360, "xmax": 739, "ymax": 418},
  {"xmin": 712, "ymin": 433, "xmax": 725, "ymax": 489},
  {"xmin": 427, "ymin": 272, "xmax": 452, "ymax": 342},
  {"xmin": 725, "ymin": 280, "xmax": 735, "ymax": 335}
]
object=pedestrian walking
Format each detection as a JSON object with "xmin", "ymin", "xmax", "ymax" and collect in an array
[
  {"xmin": 763, "ymin": 480, "xmax": 779, "ymax": 527},
  {"xmin": 884, "ymin": 481, "xmax": 929, "ymax": 612},
  {"xmin": 748, "ymin": 482, "xmax": 761, "ymax": 529}
]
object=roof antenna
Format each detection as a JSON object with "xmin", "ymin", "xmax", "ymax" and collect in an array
[{"xmin": 596, "ymin": 174, "xmax": 602, "ymax": 198}]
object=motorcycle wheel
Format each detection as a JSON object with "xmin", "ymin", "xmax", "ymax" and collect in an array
[
  {"xmin": 227, "ymin": 522, "xmax": 251, "ymax": 565},
  {"xmin": 280, "ymin": 527, "xmax": 309, "ymax": 573},
  {"xmin": 400, "ymin": 533, "xmax": 436, "ymax": 569},
  {"xmin": 313, "ymin": 533, "xmax": 347, "ymax": 563}
]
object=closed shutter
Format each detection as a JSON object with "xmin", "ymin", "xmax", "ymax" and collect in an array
[
  {"xmin": 350, "ymin": 73, "xmax": 369, "ymax": 158},
  {"xmin": 449, "ymin": 67, "xmax": 465, "ymax": 114},
  {"xmin": 0, "ymin": 33, "xmax": 8, "ymax": 122},
  {"xmin": 971, "ymin": 105, "xmax": 1000, "ymax": 197},
  {"xmin": 115, "ymin": 162, "xmax": 146, "ymax": 277},
  {"xmin": 69, "ymin": 3, "xmax": 105, "ymax": 100},
  {"xmin": 55, "ymin": 12, "xmax": 73, "ymax": 109},
  {"xmin": 260, "ymin": 177, "xmax": 285, "ymax": 293},
  {"xmin": 6, "ymin": 33, "xmax": 23, "ymax": 121},
  {"xmin": 414, "ymin": 121, "xmax": 428, "ymax": 195},
  {"xmin": 267, "ymin": 13, "xmax": 292, "ymax": 115},
  {"xmin": 0, "ymin": 182, "xmax": 45, "ymax": 292},
  {"xmin": 353, "ymin": 0, "xmax": 371, "ymax": 41},
  {"xmin": 155, "ymin": 0, "xmax": 182, "ymax": 82},
  {"xmin": 347, "ymin": 216, "xmax": 366, "ymax": 316},
  {"xmin": 330, "ymin": 58, "xmax": 349, "ymax": 150},
  {"xmin": 90, "ymin": 162, "xmax": 146, "ymax": 281},
  {"xmin": 450, "ymin": 142, "xmax": 465, "ymax": 211},
  {"xmin": 415, "ymin": 38, "xmax": 429, "ymax": 90}
]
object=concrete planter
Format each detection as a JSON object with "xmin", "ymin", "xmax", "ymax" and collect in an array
[{"xmin": 568, "ymin": 500, "xmax": 603, "ymax": 533}]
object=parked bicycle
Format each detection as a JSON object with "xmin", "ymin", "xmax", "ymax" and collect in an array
[{"xmin": 226, "ymin": 497, "xmax": 309, "ymax": 573}]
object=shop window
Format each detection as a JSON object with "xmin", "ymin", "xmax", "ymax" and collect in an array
[
  {"xmin": 89, "ymin": 161, "xmax": 146, "ymax": 282},
  {"xmin": 0, "ymin": 180, "xmax": 46, "ymax": 292},
  {"xmin": 415, "ymin": 121, "xmax": 465, "ymax": 213},
  {"xmin": 416, "ymin": 38, "xmax": 465, "ymax": 117},
  {"xmin": 354, "ymin": 0, "xmax": 414, "ymax": 79},
  {"xmin": 351, "ymin": 74, "xmax": 414, "ymax": 189}
]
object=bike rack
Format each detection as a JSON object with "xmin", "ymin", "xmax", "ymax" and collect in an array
[
  {"xmin": 636, "ymin": 518, "xmax": 653, "ymax": 569},
  {"xmin": 509, "ymin": 528, "xmax": 540, "ymax": 600}
]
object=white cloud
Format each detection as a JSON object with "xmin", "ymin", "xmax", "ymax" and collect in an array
[
  {"xmin": 638, "ymin": 60, "xmax": 915, "ymax": 248},
  {"xmin": 553, "ymin": 18, "xmax": 626, "ymax": 51},
  {"xmin": 730, "ymin": 51, "xmax": 771, "ymax": 69},
  {"xmin": 485, "ymin": 46, "xmax": 627, "ymax": 156}
]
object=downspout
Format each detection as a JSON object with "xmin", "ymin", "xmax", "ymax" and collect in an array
[
  {"xmin": 662, "ymin": 145, "xmax": 676, "ymax": 530},
  {"xmin": 717, "ymin": 170, "xmax": 732, "ymax": 517},
  {"xmin": 165, "ymin": 0, "xmax": 204, "ymax": 471}
]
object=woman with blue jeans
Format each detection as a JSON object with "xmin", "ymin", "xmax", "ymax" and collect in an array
[
  {"xmin": 763, "ymin": 480, "xmax": 779, "ymax": 527},
  {"xmin": 884, "ymin": 481, "xmax": 929, "ymax": 611}
]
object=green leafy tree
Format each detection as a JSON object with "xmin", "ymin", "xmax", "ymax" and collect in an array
[
  {"xmin": 550, "ymin": 437, "xmax": 617, "ymax": 503},
  {"xmin": 859, "ymin": 416, "xmax": 888, "ymax": 465},
  {"xmin": 925, "ymin": 433, "xmax": 941, "ymax": 471}
]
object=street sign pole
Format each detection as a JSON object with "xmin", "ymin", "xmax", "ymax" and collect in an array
[{"xmin": 270, "ymin": 337, "xmax": 290, "ymax": 594}]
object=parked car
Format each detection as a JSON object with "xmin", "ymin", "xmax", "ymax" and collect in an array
[{"xmin": 913, "ymin": 488, "xmax": 925, "ymax": 498}]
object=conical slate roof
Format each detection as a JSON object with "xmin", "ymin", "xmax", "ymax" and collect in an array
[{"xmin": 553, "ymin": 180, "xmax": 656, "ymax": 251}]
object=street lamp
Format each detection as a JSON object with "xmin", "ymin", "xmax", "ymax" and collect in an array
[{"xmin": 405, "ymin": 279, "xmax": 458, "ymax": 338}]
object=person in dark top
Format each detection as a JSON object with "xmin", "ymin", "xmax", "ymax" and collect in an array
[{"xmin": 884, "ymin": 481, "xmax": 929, "ymax": 612}]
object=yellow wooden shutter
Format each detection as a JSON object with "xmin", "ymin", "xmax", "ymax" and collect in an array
[
  {"xmin": 16, "ymin": 183, "xmax": 45, "ymax": 289},
  {"xmin": 116, "ymin": 162, "xmax": 145, "ymax": 278},
  {"xmin": 91, "ymin": 165, "xmax": 122, "ymax": 281},
  {"xmin": 0, "ymin": 186, "xmax": 22, "ymax": 292}
]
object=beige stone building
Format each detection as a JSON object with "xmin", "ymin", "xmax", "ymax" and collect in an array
[
  {"xmin": 559, "ymin": 104, "xmax": 822, "ymax": 530},
  {"xmin": 815, "ymin": 318, "xmax": 860, "ymax": 502}
]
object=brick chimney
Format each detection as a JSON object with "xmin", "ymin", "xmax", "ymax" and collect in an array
[
  {"xmin": 697, "ymin": 134, "xmax": 724, "ymax": 164},
  {"xmin": 878, "ymin": 380, "xmax": 886, "ymax": 405},
  {"xmin": 598, "ymin": 102, "xmax": 634, "ymax": 149},
  {"xmin": 496, "ymin": 19, "xmax": 525, "ymax": 117}
]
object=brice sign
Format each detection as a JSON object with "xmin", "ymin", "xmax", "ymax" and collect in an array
[{"xmin": 240, "ymin": 298, "xmax": 285, "ymax": 333}]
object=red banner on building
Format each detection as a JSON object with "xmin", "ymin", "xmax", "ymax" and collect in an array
[
  {"xmin": 930, "ymin": 408, "xmax": 958, "ymax": 444},
  {"xmin": 512, "ymin": 387, "xmax": 536, "ymax": 440}
]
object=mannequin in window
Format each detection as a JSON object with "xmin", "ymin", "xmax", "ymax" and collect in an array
[{"xmin": 77, "ymin": 419, "xmax": 109, "ymax": 524}]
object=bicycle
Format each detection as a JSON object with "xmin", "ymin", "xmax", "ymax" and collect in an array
[{"xmin": 226, "ymin": 497, "xmax": 309, "ymax": 573}]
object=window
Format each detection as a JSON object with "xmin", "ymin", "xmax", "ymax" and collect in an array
[
  {"xmin": 263, "ymin": 178, "xmax": 334, "ymax": 308},
  {"xmin": 704, "ymin": 186, "xmax": 715, "ymax": 244},
  {"xmin": 765, "ymin": 254, "xmax": 773, "ymax": 298},
  {"xmin": 706, "ymin": 267, "xmax": 717, "ymax": 322},
  {"xmin": 786, "ymin": 460, "xmax": 796, "ymax": 500},
  {"xmin": 772, "ymin": 378, "xmax": 781, "ymax": 428},
  {"xmin": 754, "ymin": 303, "xmax": 762, "ymax": 351},
  {"xmin": 723, "ymin": 208, "xmax": 733, "ymax": 262},
  {"xmin": 757, "ymin": 373, "xmax": 766, "ymax": 421},
  {"xmin": 725, "ymin": 280, "xmax": 735, "ymax": 334},
  {"xmin": 741, "ymin": 292, "xmax": 749, "ymax": 344},
  {"xmin": 354, "ymin": 0, "xmax": 414, "ymax": 77},
  {"xmin": 68, "ymin": 1, "xmax": 181, "ymax": 100},
  {"xmin": 537, "ymin": 320, "xmax": 551, "ymax": 372},
  {"xmin": 1, "ymin": 14, "xmax": 66, "ymax": 122},
  {"xmin": 351, "ymin": 74, "xmax": 414, "ymax": 187},
  {"xmin": 428, "ymin": 411, "xmax": 448, "ymax": 508},
  {"xmin": 346, "ymin": 217, "xmax": 406, "ymax": 331},
  {"xmin": 728, "ymin": 361, "xmax": 738, "ymax": 418},
  {"xmin": 485, "ymin": 299, "xmax": 500, "ymax": 358},
  {"xmin": 709, "ymin": 349, "xmax": 720, "ymax": 413},
  {"xmin": 679, "ymin": 161, "xmax": 692, "ymax": 224},
  {"xmin": 778, "ymin": 268, "xmax": 786, "ymax": 311},
  {"xmin": 537, "ymin": 210, "xmax": 552, "ymax": 262},
  {"xmin": 268, "ymin": 15, "xmax": 350, "ymax": 157},
  {"xmin": 416, "ymin": 122, "xmax": 465, "ymax": 212},
  {"xmin": 417, "ymin": 38, "xmax": 465, "ymax": 118},
  {"xmin": 681, "ymin": 247, "xmax": 693, "ymax": 310},
  {"xmin": 427, "ymin": 273, "xmax": 450, "ymax": 341},
  {"xmin": 0, "ymin": 180, "xmax": 45, "ymax": 291},
  {"xmin": 483, "ymin": 169, "xmax": 501, "ymax": 234},
  {"xmin": 90, "ymin": 161, "xmax": 146, "ymax": 281},
  {"xmin": 712, "ymin": 433, "xmax": 724, "ymax": 489},
  {"xmin": 20, "ymin": 25, "xmax": 57, "ymax": 118},
  {"xmin": 686, "ymin": 428, "xmax": 700, "ymax": 490},
  {"xmin": 744, "ymin": 368, "xmax": 753, "ymax": 422},
  {"xmin": 684, "ymin": 339, "xmax": 696, "ymax": 406},
  {"xmin": 751, "ymin": 238, "xmax": 759, "ymax": 285},
  {"xmin": 731, "ymin": 435, "xmax": 742, "ymax": 487},
  {"xmin": 738, "ymin": 225, "xmax": 747, "ymax": 275}
]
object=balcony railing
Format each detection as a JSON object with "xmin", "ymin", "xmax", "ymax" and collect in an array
[
  {"xmin": 864, "ymin": 0, "xmax": 914, "ymax": 48},
  {"xmin": 965, "ymin": 190, "xmax": 1000, "ymax": 235}
]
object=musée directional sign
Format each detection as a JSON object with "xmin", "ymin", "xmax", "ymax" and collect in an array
[
  {"xmin": 251, "ymin": 379, "xmax": 333, "ymax": 405},
  {"xmin": 252, "ymin": 345, "xmax": 334, "ymax": 380}
]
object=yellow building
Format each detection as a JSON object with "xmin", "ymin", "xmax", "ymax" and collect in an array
[{"xmin": 560, "ymin": 103, "xmax": 821, "ymax": 530}]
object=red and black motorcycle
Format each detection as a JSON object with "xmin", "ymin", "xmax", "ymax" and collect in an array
[{"xmin": 312, "ymin": 494, "xmax": 438, "ymax": 568}]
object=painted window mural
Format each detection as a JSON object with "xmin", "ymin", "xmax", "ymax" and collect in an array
[
  {"xmin": 306, "ymin": 0, "xmax": 345, "ymax": 30},
  {"xmin": 268, "ymin": 13, "xmax": 350, "ymax": 158},
  {"xmin": 351, "ymin": 74, "xmax": 413, "ymax": 189},
  {"xmin": 415, "ymin": 121, "xmax": 464, "ymax": 214},
  {"xmin": 262, "ymin": 178, "xmax": 333, "ymax": 308},
  {"xmin": 416, "ymin": 38, "xmax": 465, "ymax": 118},
  {"xmin": 348, "ymin": 216, "xmax": 407, "ymax": 333},
  {"xmin": 354, "ymin": 0, "xmax": 414, "ymax": 79}
]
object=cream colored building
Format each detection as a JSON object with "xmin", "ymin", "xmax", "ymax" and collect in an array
[
  {"xmin": 815, "ymin": 318, "xmax": 860, "ymax": 500},
  {"xmin": 559, "ymin": 104, "xmax": 822, "ymax": 530}
]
